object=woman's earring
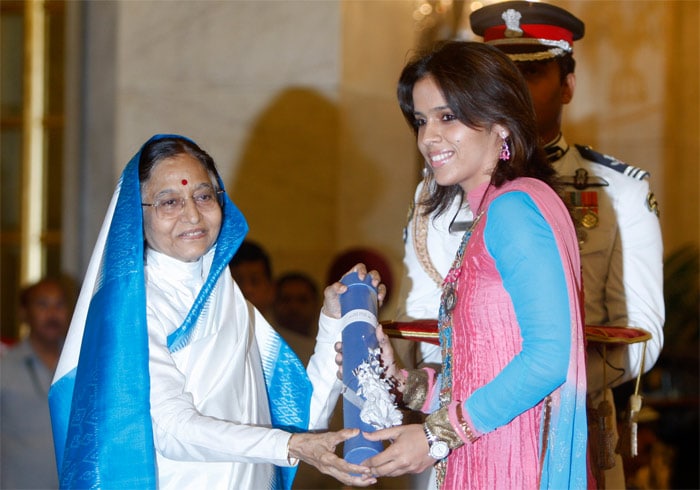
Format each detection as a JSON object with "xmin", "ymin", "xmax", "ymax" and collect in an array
[{"xmin": 499, "ymin": 136, "xmax": 511, "ymax": 161}]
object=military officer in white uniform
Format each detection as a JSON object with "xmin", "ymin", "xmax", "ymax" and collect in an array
[{"xmin": 394, "ymin": 2, "xmax": 664, "ymax": 488}]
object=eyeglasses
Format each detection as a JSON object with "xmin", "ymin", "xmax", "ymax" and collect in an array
[{"xmin": 141, "ymin": 189, "xmax": 224, "ymax": 219}]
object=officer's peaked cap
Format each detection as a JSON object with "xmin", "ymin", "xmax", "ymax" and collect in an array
[{"xmin": 470, "ymin": 1, "xmax": 584, "ymax": 62}]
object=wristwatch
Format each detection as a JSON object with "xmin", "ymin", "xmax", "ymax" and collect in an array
[{"xmin": 423, "ymin": 423, "xmax": 450, "ymax": 459}]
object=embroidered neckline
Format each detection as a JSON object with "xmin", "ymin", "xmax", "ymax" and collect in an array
[
  {"xmin": 438, "ymin": 209, "xmax": 485, "ymax": 403},
  {"xmin": 434, "ymin": 209, "xmax": 485, "ymax": 485}
]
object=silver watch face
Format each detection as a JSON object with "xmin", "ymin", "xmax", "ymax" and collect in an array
[{"xmin": 429, "ymin": 440, "xmax": 449, "ymax": 459}]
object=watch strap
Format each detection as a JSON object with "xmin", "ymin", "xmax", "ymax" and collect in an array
[{"xmin": 423, "ymin": 423, "xmax": 450, "ymax": 459}]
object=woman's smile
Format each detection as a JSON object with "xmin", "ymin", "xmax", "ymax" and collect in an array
[{"xmin": 427, "ymin": 149, "xmax": 454, "ymax": 169}]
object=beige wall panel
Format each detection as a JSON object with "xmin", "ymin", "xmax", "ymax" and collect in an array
[
  {"xmin": 339, "ymin": 0, "xmax": 419, "ymax": 316},
  {"xmin": 112, "ymin": 0, "xmax": 343, "ymax": 288}
]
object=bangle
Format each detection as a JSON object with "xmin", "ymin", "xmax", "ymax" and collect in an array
[{"xmin": 455, "ymin": 402, "xmax": 478, "ymax": 443}]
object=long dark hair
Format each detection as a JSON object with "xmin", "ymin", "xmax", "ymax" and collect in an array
[
  {"xmin": 138, "ymin": 136, "xmax": 222, "ymax": 191},
  {"xmin": 397, "ymin": 41, "xmax": 556, "ymax": 216}
]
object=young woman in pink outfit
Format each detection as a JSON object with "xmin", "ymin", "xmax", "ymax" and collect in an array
[{"xmin": 361, "ymin": 42, "xmax": 593, "ymax": 489}]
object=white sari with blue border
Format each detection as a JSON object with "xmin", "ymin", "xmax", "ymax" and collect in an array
[{"xmin": 49, "ymin": 135, "xmax": 326, "ymax": 489}]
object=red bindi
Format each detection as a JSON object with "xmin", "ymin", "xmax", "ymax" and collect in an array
[{"xmin": 181, "ymin": 179, "xmax": 188, "ymax": 185}]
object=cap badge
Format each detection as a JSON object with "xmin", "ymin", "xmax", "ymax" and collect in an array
[{"xmin": 502, "ymin": 9, "xmax": 523, "ymax": 38}]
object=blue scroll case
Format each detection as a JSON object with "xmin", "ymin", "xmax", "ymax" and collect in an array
[{"xmin": 340, "ymin": 272, "xmax": 384, "ymax": 465}]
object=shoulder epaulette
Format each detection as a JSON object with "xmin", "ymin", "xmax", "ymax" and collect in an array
[{"xmin": 575, "ymin": 144, "xmax": 650, "ymax": 181}]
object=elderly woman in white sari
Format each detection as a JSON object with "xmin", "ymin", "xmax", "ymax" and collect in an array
[{"xmin": 49, "ymin": 134, "xmax": 379, "ymax": 489}]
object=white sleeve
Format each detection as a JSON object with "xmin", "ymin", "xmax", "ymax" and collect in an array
[
  {"xmin": 586, "ymin": 177, "xmax": 664, "ymax": 393},
  {"xmin": 306, "ymin": 313, "xmax": 343, "ymax": 430},
  {"xmin": 147, "ymin": 312, "xmax": 291, "ymax": 466}
]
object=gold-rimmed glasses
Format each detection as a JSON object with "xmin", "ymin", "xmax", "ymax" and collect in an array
[{"xmin": 141, "ymin": 189, "xmax": 224, "ymax": 219}]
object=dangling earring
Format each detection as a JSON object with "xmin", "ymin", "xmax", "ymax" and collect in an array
[{"xmin": 499, "ymin": 136, "xmax": 511, "ymax": 161}]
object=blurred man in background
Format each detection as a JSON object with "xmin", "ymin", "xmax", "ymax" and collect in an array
[{"xmin": 1, "ymin": 277, "xmax": 73, "ymax": 489}]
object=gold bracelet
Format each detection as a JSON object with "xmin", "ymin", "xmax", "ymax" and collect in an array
[{"xmin": 455, "ymin": 402, "xmax": 477, "ymax": 443}]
